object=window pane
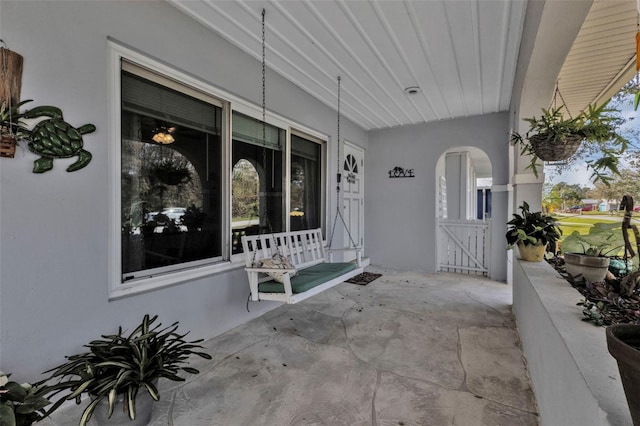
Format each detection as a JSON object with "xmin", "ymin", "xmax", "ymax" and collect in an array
[
  {"xmin": 121, "ymin": 71, "xmax": 223, "ymax": 280},
  {"xmin": 232, "ymin": 112, "xmax": 284, "ymax": 254},
  {"xmin": 290, "ymin": 134, "xmax": 322, "ymax": 231}
]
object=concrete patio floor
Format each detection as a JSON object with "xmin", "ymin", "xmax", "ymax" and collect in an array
[{"xmin": 50, "ymin": 267, "xmax": 539, "ymax": 425}]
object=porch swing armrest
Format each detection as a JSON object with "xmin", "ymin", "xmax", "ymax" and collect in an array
[
  {"xmin": 325, "ymin": 247, "xmax": 363, "ymax": 267},
  {"xmin": 245, "ymin": 267, "xmax": 297, "ymax": 274}
]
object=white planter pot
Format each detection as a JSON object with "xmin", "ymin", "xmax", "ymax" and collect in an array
[{"xmin": 564, "ymin": 252, "xmax": 610, "ymax": 283}]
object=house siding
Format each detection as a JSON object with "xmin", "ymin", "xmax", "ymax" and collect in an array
[
  {"xmin": 366, "ymin": 112, "xmax": 509, "ymax": 278},
  {"xmin": 0, "ymin": 0, "xmax": 367, "ymax": 379}
]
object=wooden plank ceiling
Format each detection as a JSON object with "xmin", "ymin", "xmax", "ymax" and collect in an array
[
  {"xmin": 168, "ymin": 0, "xmax": 637, "ymax": 130},
  {"xmin": 168, "ymin": 0, "xmax": 527, "ymax": 130}
]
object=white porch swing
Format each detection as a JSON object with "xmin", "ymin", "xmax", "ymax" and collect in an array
[{"xmin": 241, "ymin": 9, "xmax": 363, "ymax": 305}]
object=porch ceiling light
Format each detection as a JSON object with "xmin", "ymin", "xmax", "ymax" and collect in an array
[
  {"xmin": 404, "ymin": 86, "xmax": 421, "ymax": 95},
  {"xmin": 152, "ymin": 126, "xmax": 176, "ymax": 144}
]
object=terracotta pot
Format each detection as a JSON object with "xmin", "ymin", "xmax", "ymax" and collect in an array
[
  {"xmin": 517, "ymin": 242, "xmax": 547, "ymax": 262},
  {"xmin": 606, "ymin": 324, "xmax": 640, "ymax": 425},
  {"xmin": 564, "ymin": 252, "xmax": 610, "ymax": 283}
]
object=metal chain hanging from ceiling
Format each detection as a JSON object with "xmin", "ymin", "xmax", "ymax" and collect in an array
[{"xmin": 328, "ymin": 75, "xmax": 358, "ymax": 249}]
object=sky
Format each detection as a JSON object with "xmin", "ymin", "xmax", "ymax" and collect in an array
[{"xmin": 545, "ymin": 93, "xmax": 639, "ymax": 189}]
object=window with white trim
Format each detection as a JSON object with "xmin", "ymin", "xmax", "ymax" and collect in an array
[
  {"xmin": 113, "ymin": 50, "xmax": 327, "ymax": 289},
  {"xmin": 120, "ymin": 62, "xmax": 226, "ymax": 281}
]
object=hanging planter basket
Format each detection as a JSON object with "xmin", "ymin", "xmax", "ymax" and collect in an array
[
  {"xmin": 154, "ymin": 167, "xmax": 191, "ymax": 186},
  {"xmin": 528, "ymin": 133, "xmax": 583, "ymax": 162}
]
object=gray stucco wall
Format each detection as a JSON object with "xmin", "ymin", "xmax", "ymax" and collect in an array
[
  {"xmin": 365, "ymin": 112, "xmax": 509, "ymax": 277},
  {"xmin": 0, "ymin": 1, "xmax": 367, "ymax": 379}
]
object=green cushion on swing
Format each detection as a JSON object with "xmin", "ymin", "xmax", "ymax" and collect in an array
[{"xmin": 258, "ymin": 262, "xmax": 357, "ymax": 294}]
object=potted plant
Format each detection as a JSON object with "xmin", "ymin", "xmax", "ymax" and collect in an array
[
  {"xmin": 0, "ymin": 99, "xmax": 31, "ymax": 158},
  {"xmin": 561, "ymin": 225, "xmax": 622, "ymax": 283},
  {"xmin": 0, "ymin": 372, "xmax": 51, "ymax": 426},
  {"xmin": 180, "ymin": 204, "xmax": 206, "ymax": 232},
  {"xmin": 41, "ymin": 314, "xmax": 212, "ymax": 426},
  {"xmin": 511, "ymin": 103, "xmax": 629, "ymax": 185},
  {"xmin": 506, "ymin": 201, "xmax": 562, "ymax": 262},
  {"xmin": 606, "ymin": 324, "xmax": 640, "ymax": 425}
]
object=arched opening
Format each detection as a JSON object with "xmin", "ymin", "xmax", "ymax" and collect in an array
[{"xmin": 435, "ymin": 147, "xmax": 493, "ymax": 277}]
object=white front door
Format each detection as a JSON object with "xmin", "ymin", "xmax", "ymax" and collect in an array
[{"xmin": 343, "ymin": 142, "xmax": 364, "ymax": 256}]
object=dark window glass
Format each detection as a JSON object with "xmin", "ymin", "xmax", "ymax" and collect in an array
[
  {"xmin": 120, "ymin": 71, "xmax": 223, "ymax": 280},
  {"xmin": 290, "ymin": 134, "xmax": 322, "ymax": 231}
]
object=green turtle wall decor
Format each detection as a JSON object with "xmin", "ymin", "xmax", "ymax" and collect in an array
[{"xmin": 22, "ymin": 105, "xmax": 95, "ymax": 173}]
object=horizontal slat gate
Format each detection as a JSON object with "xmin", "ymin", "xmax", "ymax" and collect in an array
[{"xmin": 438, "ymin": 219, "xmax": 490, "ymax": 276}]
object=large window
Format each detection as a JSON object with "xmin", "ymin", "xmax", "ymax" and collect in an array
[
  {"xmin": 113, "ymin": 48, "xmax": 328, "ymax": 290},
  {"xmin": 231, "ymin": 112, "xmax": 285, "ymax": 254},
  {"xmin": 120, "ymin": 65, "xmax": 224, "ymax": 281}
]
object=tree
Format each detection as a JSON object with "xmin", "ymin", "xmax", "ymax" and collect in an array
[
  {"xmin": 232, "ymin": 159, "xmax": 259, "ymax": 220},
  {"xmin": 588, "ymin": 169, "xmax": 640, "ymax": 203},
  {"xmin": 543, "ymin": 182, "xmax": 589, "ymax": 211}
]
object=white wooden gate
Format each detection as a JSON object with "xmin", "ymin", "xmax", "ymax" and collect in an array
[{"xmin": 438, "ymin": 219, "xmax": 491, "ymax": 276}]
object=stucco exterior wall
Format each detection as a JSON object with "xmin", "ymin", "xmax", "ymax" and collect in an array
[
  {"xmin": 365, "ymin": 112, "xmax": 509, "ymax": 278},
  {"xmin": 0, "ymin": 0, "xmax": 367, "ymax": 379}
]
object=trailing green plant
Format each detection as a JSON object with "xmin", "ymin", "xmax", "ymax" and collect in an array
[
  {"xmin": 0, "ymin": 372, "xmax": 51, "ymax": 426},
  {"xmin": 506, "ymin": 201, "xmax": 562, "ymax": 249},
  {"xmin": 561, "ymin": 223, "xmax": 625, "ymax": 257},
  {"xmin": 577, "ymin": 298, "xmax": 608, "ymax": 326},
  {"xmin": 511, "ymin": 103, "xmax": 629, "ymax": 186},
  {"xmin": 41, "ymin": 314, "xmax": 212, "ymax": 426}
]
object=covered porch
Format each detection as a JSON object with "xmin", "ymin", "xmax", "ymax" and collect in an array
[{"xmin": 0, "ymin": 0, "xmax": 638, "ymax": 425}]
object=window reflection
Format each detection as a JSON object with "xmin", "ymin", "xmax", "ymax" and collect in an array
[
  {"xmin": 231, "ymin": 112, "xmax": 285, "ymax": 254},
  {"xmin": 290, "ymin": 134, "xmax": 321, "ymax": 231},
  {"xmin": 121, "ymin": 70, "xmax": 223, "ymax": 279}
]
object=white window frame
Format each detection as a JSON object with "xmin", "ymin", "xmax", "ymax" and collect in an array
[{"xmin": 108, "ymin": 40, "xmax": 329, "ymax": 299}]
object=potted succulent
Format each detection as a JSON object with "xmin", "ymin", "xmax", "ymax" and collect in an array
[
  {"xmin": 506, "ymin": 201, "xmax": 562, "ymax": 262},
  {"xmin": 41, "ymin": 314, "xmax": 212, "ymax": 426},
  {"xmin": 511, "ymin": 103, "xmax": 629, "ymax": 186},
  {"xmin": 0, "ymin": 372, "xmax": 51, "ymax": 426},
  {"xmin": 561, "ymin": 225, "xmax": 622, "ymax": 283}
]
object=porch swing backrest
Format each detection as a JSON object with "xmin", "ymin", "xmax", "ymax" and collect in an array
[{"xmin": 244, "ymin": 229, "xmax": 327, "ymax": 270}]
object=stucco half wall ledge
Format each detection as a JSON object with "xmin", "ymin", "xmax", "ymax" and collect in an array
[{"xmin": 513, "ymin": 258, "xmax": 631, "ymax": 425}]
